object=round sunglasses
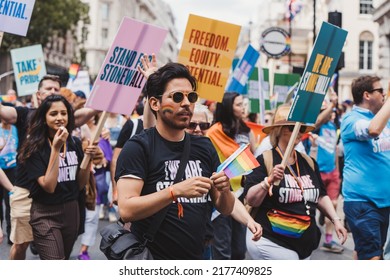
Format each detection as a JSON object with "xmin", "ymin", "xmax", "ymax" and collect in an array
[
  {"xmin": 166, "ymin": 91, "xmax": 199, "ymax": 103},
  {"xmin": 188, "ymin": 122, "xmax": 210, "ymax": 130}
]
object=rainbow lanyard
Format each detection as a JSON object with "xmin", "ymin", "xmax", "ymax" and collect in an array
[{"xmin": 275, "ymin": 147, "xmax": 310, "ymax": 215}]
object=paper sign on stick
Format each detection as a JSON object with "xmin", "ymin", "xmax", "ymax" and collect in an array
[
  {"xmin": 178, "ymin": 14, "xmax": 241, "ymax": 102},
  {"xmin": 85, "ymin": 17, "xmax": 168, "ymax": 115},
  {"xmin": 10, "ymin": 44, "xmax": 47, "ymax": 96},
  {"xmin": 288, "ymin": 22, "xmax": 347, "ymax": 124},
  {"xmin": 247, "ymin": 67, "xmax": 300, "ymax": 113},
  {"xmin": 0, "ymin": 0, "xmax": 36, "ymax": 36},
  {"xmin": 67, "ymin": 70, "xmax": 91, "ymax": 98}
]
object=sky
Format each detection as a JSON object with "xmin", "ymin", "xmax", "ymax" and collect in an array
[{"xmin": 163, "ymin": 0, "xmax": 260, "ymax": 46}]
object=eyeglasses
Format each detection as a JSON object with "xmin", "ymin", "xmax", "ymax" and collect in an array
[
  {"xmin": 367, "ymin": 88, "xmax": 384, "ymax": 94},
  {"xmin": 188, "ymin": 122, "xmax": 210, "ymax": 130},
  {"xmin": 166, "ymin": 91, "xmax": 199, "ymax": 103},
  {"xmin": 285, "ymin": 126, "xmax": 307, "ymax": 133}
]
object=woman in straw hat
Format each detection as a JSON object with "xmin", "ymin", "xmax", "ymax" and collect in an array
[{"xmin": 244, "ymin": 104, "xmax": 347, "ymax": 260}]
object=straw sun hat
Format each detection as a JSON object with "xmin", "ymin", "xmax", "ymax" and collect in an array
[{"xmin": 262, "ymin": 104, "xmax": 315, "ymax": 134}]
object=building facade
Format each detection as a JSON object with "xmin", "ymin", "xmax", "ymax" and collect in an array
[
  {"xmin": 373, "ymin": 0, "xmax": 390, "ymax": 80},
  {"xmin": 243, "ymin": 0, "xmax": 382, "ymax": 101},
  {"xmin": 81, "ymin": 0, "xmax": 178, "ymax": 79}
]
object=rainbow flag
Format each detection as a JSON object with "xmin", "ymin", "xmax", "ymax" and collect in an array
[
  {"xmin": 0, "ymin": 95, "xmax": 17, "ymax": 102},
  {"xmin": 68, "ymin": 64, "xmax": 80, "ymax": 80},
  {"xmin": 217, "ymin": 144, "xmax": 260, "ymax": 179}
]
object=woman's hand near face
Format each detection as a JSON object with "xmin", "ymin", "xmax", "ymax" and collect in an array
[{"xmin": 52, "ymin": 126, "xmax": 68, "ymax": 151}]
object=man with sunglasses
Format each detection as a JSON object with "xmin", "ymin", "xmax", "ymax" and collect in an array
[
  {"xmin": 341, "ymin": 75, "xmax": 390, "ymax": 260},
  {"xmin": 115, "ymin": 63, "xmax": 235, "ymax": 259}
]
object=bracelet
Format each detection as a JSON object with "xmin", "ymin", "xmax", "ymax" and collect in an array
[
  {"xmin": 169, "ymin": 186, "xmax": 177, "ymax": 201},
  {"xmin": 331, "ymin": 217, "xmax": 342, "ymax": 224},
  {"xmin": 263, "ymin": 177, "xmax": 271, "ymax": 188},
  {"xmin": 169, "ymin": 186, "xmax": 184, "ymax": 219}
]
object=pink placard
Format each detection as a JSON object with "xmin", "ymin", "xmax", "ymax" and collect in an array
[{"xmin": 86, "ymin": 17, "xmax": 168, "ymax": 115}]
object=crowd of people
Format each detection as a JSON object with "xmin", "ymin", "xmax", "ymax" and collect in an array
[{"xmin": 0, "ymin": 59, "xmax": 389, "ymax": 260}]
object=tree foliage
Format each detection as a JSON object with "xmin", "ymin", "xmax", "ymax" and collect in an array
[{"xmin": 1, "ymin": 0, "xmax": 90, "ymax": 54}]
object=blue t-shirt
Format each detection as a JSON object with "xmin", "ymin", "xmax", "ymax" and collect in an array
[
  {"xmin": 316, "ymin": 121, "xmax": 337, "ymax": 173},
  {"xmin": 341, "ymin": 106, "xmax": 390, "ymax": 208}
]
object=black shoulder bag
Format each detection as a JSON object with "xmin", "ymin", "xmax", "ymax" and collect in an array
[{"xmin": 99, "ymin": 134, "xmax": 191, "ymax": 260}]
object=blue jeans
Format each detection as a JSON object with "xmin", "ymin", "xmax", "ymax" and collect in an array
[{"xmin": 344, "ymin": 201, "xmax": 390, "ymax": 259}]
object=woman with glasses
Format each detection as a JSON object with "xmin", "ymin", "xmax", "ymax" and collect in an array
[
  {"xmin": 244, "ymin": 104, "xmax": 347, "ymax": 260},
  {"xmin": 206, "ymin": 91, "xmax": 257, "ymax": 260}
]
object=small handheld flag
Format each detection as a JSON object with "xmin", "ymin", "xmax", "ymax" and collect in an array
[
  {"xmin": 217, "ymin": 144, "xmax": 260, "ymax": 179},
  {"xmin": 68, "ymin": 64, "xmax": 80, "ymax": 80}
]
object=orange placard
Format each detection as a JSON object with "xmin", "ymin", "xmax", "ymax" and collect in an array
[{"xmin": 178, "ymin": 14, "xmax": 241, "ymax": 102}]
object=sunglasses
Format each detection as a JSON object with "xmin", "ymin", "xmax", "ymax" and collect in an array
[
  {"xmin": 285, "ymin": 126, "xmax": 307, "ymax": 133},
  {"xmin": 367, "ymin": 88, "xmax": 384, "ymax": 94},
  {"xmin": 166, "ymin": 91, "xmax": 199, "ymax": 103},
  {"xmin": 188, "ymin": 122, "xmax": 210, "ymax": 130}
]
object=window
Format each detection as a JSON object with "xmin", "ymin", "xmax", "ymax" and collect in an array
[
  {"xmin": 359, "ymin": 31, "xmax": 374, "ymax": 70},
  {"xmin": 101, "ymin": 3, "xmax": 109, "ymax": 20},
  {"xmin": 102, "ymin": 28, "xmax": 108, "ymax": 40},
  {"xmin": 360, "ymin": 0, "xmax": 373, "ymax": 14}
]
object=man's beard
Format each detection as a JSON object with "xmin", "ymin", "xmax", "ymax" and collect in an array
[{"xmin": 159, "ymin": 110, "xmax": 191, "ymax": 130}]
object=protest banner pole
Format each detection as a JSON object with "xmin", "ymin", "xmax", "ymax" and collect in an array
[
  {"xmin": 0, "ymin": 32, "xmax": 4, "ymax": 46},
  {"xmin": 273, "ymin": 122, "xmax": 302, "ymax": 186},
  {"xmin": 80, "ymin": 110, "xmax": 108, "ymax": 169}
]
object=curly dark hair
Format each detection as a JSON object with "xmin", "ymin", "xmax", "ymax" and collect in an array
[
  {"xmin": 214, "ymin": 91, "xmax": 250, "ymax": 139},
  {"xmin": 18, "ymin": 95, "xmax": 75, "ymax": 163}
]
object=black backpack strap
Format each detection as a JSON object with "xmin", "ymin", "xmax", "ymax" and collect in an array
[{"xmin": 142, "ymin": 133, "xmax": 191, "ymax": 244}]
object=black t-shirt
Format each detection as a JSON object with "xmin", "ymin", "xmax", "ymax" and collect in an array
[
  {"xmin": 115, "ymin": 127, "xmax": 220, "ymax": 260},
  {"xmin": 115, "ymin": 118, "xmax": 144, "ymax": 149},
  {"xmin": 27, "ymin": 137, "xmax": 84, "ymax": 205},
  {"xmin": 244, "ymin": 148, "xmax": 326, "ymax": 259},
  {"xmin": 14, "ymin": 107, "xmax": 36, "ymax": 188},
  {"xmin": 15, "ymin": 106, "xmax": 35, "ymax": 148}
]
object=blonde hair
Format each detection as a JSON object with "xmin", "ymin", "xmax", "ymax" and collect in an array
[{"xmin": 194, "ymin": 103, "xmax": 212, "ymax": 123}]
